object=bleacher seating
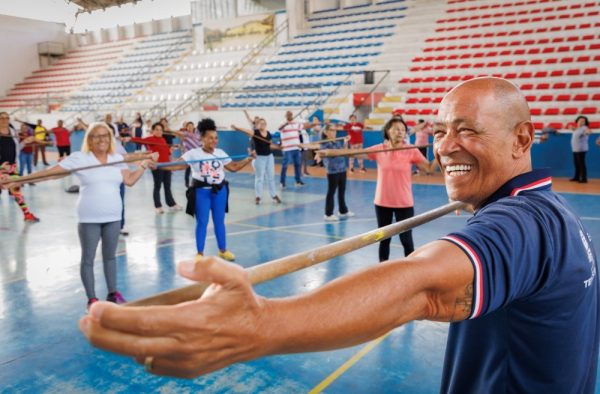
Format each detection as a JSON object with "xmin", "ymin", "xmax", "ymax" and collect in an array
[
  {"xmin": 0, "ymin": 40, "xmax": 137, "ymax": 111},
  {"xmin": 368, "ymin": 0, "xmax": 600, "ymax": 129},
  {"xmin": 221, "ymin": 1, "xmax": 408, "ymax": 109},
  {"xmin": 61, "ymin": 31, "xmax": 192, "ymax": 113}
]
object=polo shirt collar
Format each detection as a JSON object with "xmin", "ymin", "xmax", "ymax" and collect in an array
[{"xmin": 480, "ymin": 169, "xmax": 553, "ymax": 208}]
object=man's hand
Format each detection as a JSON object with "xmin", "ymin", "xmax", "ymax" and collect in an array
[{"xmin": 79, "ymin": 257, "xmax": 269, "ymax": 378}]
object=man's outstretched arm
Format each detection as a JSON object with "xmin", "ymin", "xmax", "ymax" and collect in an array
[{"xmin": 79, "ymin": 239, "xmax": 473, "ymax": 378}]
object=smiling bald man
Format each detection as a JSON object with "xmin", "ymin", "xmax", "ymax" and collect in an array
[{"xmin": 80, "ymin": 78, "xmax": 599, "ymax": 393}]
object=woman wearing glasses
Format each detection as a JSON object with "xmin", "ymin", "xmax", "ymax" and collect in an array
[{"xmin": 6, "ymin": 122, "xmax": 157, "ymax": 310}]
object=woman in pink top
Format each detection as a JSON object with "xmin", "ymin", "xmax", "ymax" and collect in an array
[{"xmin": 366, "ymin": 117, "xmax": 436, "ymax": 261}]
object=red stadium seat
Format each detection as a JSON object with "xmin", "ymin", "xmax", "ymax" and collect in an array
[
  {"xmin": 563, "ymin": 108, "xmax": 578, "ymax": 115},
  {"xmin": 588, "ymin": 81, "xmax": 600, "ymax": 88},
  {"xmin": 573, "ymin": 94, "xmax": 589, "ymax": 101},
  {"xmin": 550, "ymin": 70, "xmax": 564, "ymax": 77},
  {"xmin": 593, "ymin": 94, "xmax": 600, "ymax": 101},
  {"xmin": 584, "ymin": 67, "xmax": 598, "ymax": 75},
  {"xmin": 539, "ymin": 95, "xmax": 553, "ymax": 102},
  {"xmin": 553, "ymin": 82, "xmax": 567, "ymax": 89},
  {"xmin": 567, "ymin": 69, "xmax": 581, "ymax": 76},
  {"xmin": 556, "ymin": 94, "xmax": 570, "ymax": 101},
  {"xmin": 590, "ymin": 122, "xmax": 600, "ymax": 129},
  {"xmin": 533, "ymin": 122, "xmax": 544, "ymax": 130},
  {"xmin": 530, "ymin": 108, "xmax": 542, "ymax": 116},
  {"xmin": 520, "ymin": 84, "xmax": 533, "ymax": 90},
  {"xmin": 547, "ymin": 122, "xmax": 563, "ymax": 129},
  {"xmin": 569, "ymin": 82, "xmax": 583, "ymax": 89},
  {"xmin": 525, "ymin": 95, "xmax": 536, "ymax": 102},
  {"xmin": 581, "ymin": 107, "xmax": 597, "ymax": 115}
]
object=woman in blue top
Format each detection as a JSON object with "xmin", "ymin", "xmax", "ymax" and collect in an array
[
  {"xmin": 570, "ymin": 115, "xmax": 591, "ymax": 183},
  {"xmin": 314, "ymin": 124, "xmax": 354, "ymax": 222}
]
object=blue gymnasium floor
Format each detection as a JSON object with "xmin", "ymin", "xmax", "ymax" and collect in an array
[{"xmin": 1, "ymin": 171, "xmax": 600, "ymax": 393}]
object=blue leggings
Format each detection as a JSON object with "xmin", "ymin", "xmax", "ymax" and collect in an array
[{"xmin": 195, "ymin": 187, "xmax": 228, "ymax": 253}]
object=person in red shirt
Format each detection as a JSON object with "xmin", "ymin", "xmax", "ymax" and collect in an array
[
  {"xmin": 51, "ymin": 120, "xmax": 72, "ymax": 158},
  {"xmin": 129, "ymin": 122, "xmax": 181, "ymax": 214},
  {"xmin": 342, "ymin": 114, "xmax": 371, "ymax": 173}
]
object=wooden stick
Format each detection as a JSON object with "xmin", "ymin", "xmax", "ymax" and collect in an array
[
  {"xmin": 0, "ymin": 153, "xmax": 152, "ymax": 185},
  {"xmin": 127, "ymin": 201, "xmax": 466, "ymax": 307},
  {"xmin": 318, "ymin": 144, "xmax": 432, "ymax": 158},
  {"xmin": 309, "ymin": 136, "xmax": 346, "ymax": 145}
]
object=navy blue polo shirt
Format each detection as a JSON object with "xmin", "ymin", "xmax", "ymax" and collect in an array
[{"xmin": 440, "ymin": 169, "xmax": 599, "ymax": 393}]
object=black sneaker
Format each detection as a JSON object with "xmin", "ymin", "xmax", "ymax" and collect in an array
[
  {"xmin": 106, "ymin": 291, "xmax": 126, "ymax": 304},
  {"xmin": 296, "ymin": 181, "xmax": 305, "ymax": 187}
]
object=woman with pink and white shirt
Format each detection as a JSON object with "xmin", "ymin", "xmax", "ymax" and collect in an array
[{"xmin": 366, "ymin": 117, "xmax": 436, "ymax": 261}]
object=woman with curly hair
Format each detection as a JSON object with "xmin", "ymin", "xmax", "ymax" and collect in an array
[{"xmin": 162, "ymin": 118, "xmax": 253, "ymax": 262}]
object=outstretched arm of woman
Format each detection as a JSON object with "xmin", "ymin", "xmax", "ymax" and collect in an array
[{"xmin": 224, "ymin": 157, "xmax": 253, "ymax": 172}]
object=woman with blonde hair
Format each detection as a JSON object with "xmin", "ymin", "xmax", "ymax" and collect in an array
[{"xmin": 8, "ymin": 122, "xmax": 156, "ymax": 310}]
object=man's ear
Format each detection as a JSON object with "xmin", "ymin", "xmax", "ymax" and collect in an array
[{"xmin": 512, "ymin": 121, "xmax": 534, "ymax": 159}]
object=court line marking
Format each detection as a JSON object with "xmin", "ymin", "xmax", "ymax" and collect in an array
[{"xmin": 308, "ymin": 332, "xmax": 392, "ymax": 394}]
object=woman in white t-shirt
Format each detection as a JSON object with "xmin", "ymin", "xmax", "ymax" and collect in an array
[
  {"xmin": 161, "ymin": 118, "xmax": 253, "ymax": 262},
  {"xmin": 13, "ymin": 122, "xmax": 156, "ymax": 310}
]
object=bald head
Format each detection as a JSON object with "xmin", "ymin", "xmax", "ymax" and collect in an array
[
  {"xmin": 444, "ymin": 77, "xmax": 530, "ymax": 131},
  {"xmin": 434, "ymin": 77, "xmax": 535, "ymax": 209}
]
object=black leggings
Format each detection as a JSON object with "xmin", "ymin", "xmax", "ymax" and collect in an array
[
  {"xmin": 151, "ymin": 169, "xmax": 176, "ymax": 208},
  {"xmin": 375, "ymin": 205, "xmax": 415, "ymax": 262},
  {"xmin": 573, "ymin": 152, "xmax": 587, "ymax": 182},
  {"xmin": 325, "ymin": 172, "xmax": 348, "ymax": 216}
]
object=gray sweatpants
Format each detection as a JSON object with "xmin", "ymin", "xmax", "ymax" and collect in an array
[{"xmin": 78, "ymin": 221, "xmax": 121, "ymax": 299}]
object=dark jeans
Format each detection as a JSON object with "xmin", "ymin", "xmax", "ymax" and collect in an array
[
  {"xmin": 280, "ymin": 149, "xmax": 302, "ymax": 186},
  {"xmin": 151, "ymin": 169, "xmax": 176, "ymax": 208},
  {"xmin": 573, "ymin": 152, "xmax": 587, "ymax": 182},
  {"xmin": 325, "ymin": 172, "xmax": 348, "ymax": 216},
  {"xmin": 375, "ymin": 205, "xmax": 415, "ymax": 262}
]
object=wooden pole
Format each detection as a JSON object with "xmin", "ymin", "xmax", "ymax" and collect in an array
[
  {"xmin": 0, "ymin": 153, "xmax": 152, "ymax": 185},
  {"xmin": 317, "ymin": 144, "xmax": 432, "ymax": 158},
  {"xmin": 127, "ymin": 201, "xmax": 466, "ymax": 307}
]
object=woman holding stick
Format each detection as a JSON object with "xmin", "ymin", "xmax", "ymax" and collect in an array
[
  {"xmin": 129, "ymin": 122, "xmax": 182, "ymax": 214},
  {"xmin": 2, "ymin": 122, "xmax": 157, "ymax": 310},
  {"xmin": 310, "ymin": 124, "xmax": 354, "ymax": 221},
  {"xmin": 0, "ymin": 111, "xmax": 39, "ymax": 222},
  {"xmin": 352, "ymin": 117, "xmax": 436, "ymax": 261},
  {"xmin": 231, "ymin": 119, "xmax": 282, "ymax": 205},
  {"xmin": 161, "ymin": 118, "xmax": 254, "ymax": 262}
]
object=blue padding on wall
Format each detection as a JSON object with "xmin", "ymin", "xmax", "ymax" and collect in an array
[{"xmin": 215, "ymin": 130, "xmax": 599, "ymax": 178}]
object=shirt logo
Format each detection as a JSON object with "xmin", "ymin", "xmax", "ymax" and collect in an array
[{"xmin": 580, "ymin": 228, "xmax": 596, "ymax": 288}]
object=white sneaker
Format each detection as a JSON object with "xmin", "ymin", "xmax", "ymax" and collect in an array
[
  {"xmin": 324, "ymin": 214, "xmax": 339, "ymax": 222},
  {"xmin": 155, "ymin": 207, "xmax": 164, "ymax": 214},
  {"xmin": 169, "ymin": 204, "xmax": 183, "ymax": 212},
  {"xmin": 339, "ymin": 211, "xmax": 355, "ymax": 219}
]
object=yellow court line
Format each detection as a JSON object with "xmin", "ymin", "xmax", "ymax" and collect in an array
[{"xmin": 308, "ymin": 331, "xmax": 392, "ymax": 394}]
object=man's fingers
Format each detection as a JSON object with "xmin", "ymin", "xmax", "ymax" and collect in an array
[
  {"xmin": 87, "ymin": 301, "xmax": 188, "ymax": 337},
  {"xmin": 79, "ymin": 315, "xmax": 182, "ymax": 358},
  {"xmin": 177, "ymin": 256, "xmax": 249, "ymax": 290}
]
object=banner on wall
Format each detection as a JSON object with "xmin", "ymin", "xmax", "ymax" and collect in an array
[{"xmin": 203, "ymin": 13, "xmax": 274, "ymax": 50}]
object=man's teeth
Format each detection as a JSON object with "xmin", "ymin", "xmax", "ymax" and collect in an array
[{"xmin": 446, "ymin": 164, "xmax": 473, "ymax": 175}]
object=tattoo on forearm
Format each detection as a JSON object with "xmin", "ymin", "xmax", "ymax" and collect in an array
[{"xmin": 451, "ymin": 284, "xmax": 473, "ymax": 321}]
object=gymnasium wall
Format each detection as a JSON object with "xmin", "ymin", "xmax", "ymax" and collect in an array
[
  {"xmin": 0, "ymin": 15, "xmax": 68, "ymax": 97},
  {"xmin": 216, "ymin": 130, "xmax": 600, "ymax": 179}
]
